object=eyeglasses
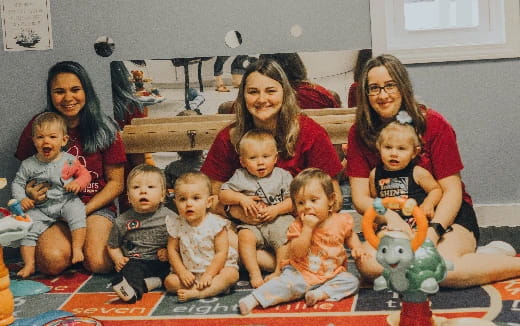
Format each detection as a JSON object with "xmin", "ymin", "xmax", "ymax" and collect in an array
[{"xmin": 367, "ymin": 82, "xmax": 399, "ymax": 96}]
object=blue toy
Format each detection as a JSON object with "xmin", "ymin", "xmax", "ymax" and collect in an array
[{"xmin": 10, "ymin": 279, "xmax": 50, "ymax": 297}]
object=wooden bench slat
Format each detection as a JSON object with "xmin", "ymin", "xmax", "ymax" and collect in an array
[
  {"xmin": 130, "ymin": 108, "xmax": 356, "ymax": 125},
  {"xmin": 122, "ymin": 113, "xmax": 355, "ymax": 153}
]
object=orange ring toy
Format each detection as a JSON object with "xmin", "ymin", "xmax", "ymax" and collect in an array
[{"xmin": 362, "ymin": 197, "xmax": 428, "ymax": 251}]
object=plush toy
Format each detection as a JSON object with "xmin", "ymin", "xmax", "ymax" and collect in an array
[{"xmin": 130, "ymin": 70, "xmax": 151, "ymax": 92}]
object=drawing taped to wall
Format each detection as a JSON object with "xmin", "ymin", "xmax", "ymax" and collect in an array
[{"xmin": 1, "ymin": 0, "xmax": 53, "ymax": 51}]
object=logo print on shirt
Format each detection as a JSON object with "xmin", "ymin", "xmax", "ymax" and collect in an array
[{"xmin": 126, "ymin": 219, "xmax": 141, "ymax": 230}]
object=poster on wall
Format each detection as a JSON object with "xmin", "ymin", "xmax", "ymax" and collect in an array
[{"xmin": 1, "ymin": 0, "xmax": 53, "ymax": 51}]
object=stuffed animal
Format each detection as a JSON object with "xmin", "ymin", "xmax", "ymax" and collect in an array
[{"xmin": 130, "ymin": 70, "xmax": 151, "ymax": 92}]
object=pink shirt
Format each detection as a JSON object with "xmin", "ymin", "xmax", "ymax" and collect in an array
[
  {"xmin": 346, "ymin": 109, "xmax": 472, "ymax": 204},
  {"xmin": 201, "ymin": 115, "xmax": 342, "ymax": 182},
  {"xmin": 285, "ymin": 212, "xmax": 354, "ymax": 285}
]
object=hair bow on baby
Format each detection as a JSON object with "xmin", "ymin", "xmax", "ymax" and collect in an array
[{"xmin": 395, "ymin": 111, "xmax": 413, "ymax": 125}]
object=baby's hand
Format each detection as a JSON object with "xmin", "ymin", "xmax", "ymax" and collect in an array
[
  {"xmin": 157, "ymin": 248, "xmax": 168, "ymax": 262},
  {"xmin": 20, "ymin": 197, "xmax": 35, "ymax": 211},
  {"xmin": 179, "ymin": 271, "xmax": 196, "ymax": 288},
  {"xmin": 114, "ymin": 256, "xmax": 129, "ymax": 272},
  {"xmin": 196, "ymin": 273, "xmax": 213, "ymax": 290},
  {"xmin": 257, "ymin": 205, "xmax": 278, "ymax": 222},
  {"xmin": 301, "ymin": 214, "xmax": 320, "ymax": 229},
  {"xmin": 239, "ymin": 195, "xmax": 260, "ymax": 217},
  {"xmin": 64, "ymin": 181, "xmax": 82, "ymax": 194},
  {"xmin": 419, "ymin": 203, "xmax": 435, "ymax": 219}
]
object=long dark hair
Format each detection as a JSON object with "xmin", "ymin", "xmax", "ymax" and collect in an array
[
  {"xmin": 111, "ymin": 61, "xmax": 144, "ymax": 125},
  {"xmin": 46, "ymin": 61, "xmax": 118, "ymax": 154},
  {"xmin": 356, "ymin": 54, "xmax": 425, "ymax": 150}
]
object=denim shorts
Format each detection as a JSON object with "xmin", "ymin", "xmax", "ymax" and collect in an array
[{"xmin": 90, "ymin": 207, "xmax": 117, "ymax": 223}]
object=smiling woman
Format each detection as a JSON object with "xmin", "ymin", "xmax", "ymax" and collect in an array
[
  {"xmin": 14, "ymin": 61, "xmax": 126, "ymax": 276},
  {"xmin": 200, "ymin": 58, "xmax": 344, "ymax": 273}
]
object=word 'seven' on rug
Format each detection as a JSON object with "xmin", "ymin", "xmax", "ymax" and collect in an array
[{"xmin": 9, "ymin": 265, "xmax": 520, "ymax": 325}]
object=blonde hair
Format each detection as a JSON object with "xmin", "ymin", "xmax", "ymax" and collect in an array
[
  {"xmin": 127, "ymin": 164, "xmax": 166, "ymax": 198},
  {"xmin": 174, "ymin": 172, "xmax": 211, "ymax": 196},
  {"xmin": 376, "ymin": 121, "xmax": 421, "ymax": 150},
  {"xmin": 231, "ymin": 58, "xmax": 300, "ymax": 160},
  {"xmin": 237, "ymin": 129, "xmax": 277, "ymax": 156},
  {"xmin": 32, "ymin": 112, "xmax": 67, "ymax": 137},
  {"xmin": 356, "ymin": 54, "xmax": 426, "ymax": 150},
  {"xmin": 290, "ymin": 168, "xmax": 335, "ymax": 208}
]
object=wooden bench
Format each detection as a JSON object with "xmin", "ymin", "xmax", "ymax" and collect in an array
[{"xmin": 122, "ymin": 108, "xmax": 356, "ymax": 154}]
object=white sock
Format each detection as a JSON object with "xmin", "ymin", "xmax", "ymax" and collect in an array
[
  {"xmin": 112, "ymin": 276, "xmax": 137, "ymax": 302},
  {"xmin": 239, "ymin": 294, "xmax": 259, "ymax": 315},
  {"xmin": 144, "ymin": 277, "xmax": 162, "ymax": 292}
]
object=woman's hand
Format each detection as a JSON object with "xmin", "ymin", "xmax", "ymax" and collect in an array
[
  {"xmin": 419, "ymin": 202, "xmax": 435, "ymax": 219},
  {"xmin": 257, "ymin": 205, "xmax": 278, "ymax": 222},
  {"xmin": 25, "ymin": 179, "xmax": 50, "ymax": 204},
  {"xmin": 239, "ymin": 195, "xmax": 261, "ymax": 217},
  {"xmin": 385, "ymin": 209, "xmax": 414, "ymax": 238}
]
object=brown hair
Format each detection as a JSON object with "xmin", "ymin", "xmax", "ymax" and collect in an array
[
  {"xmin": 174, "ymin": 172, "xmax": 211, "ymax": 196},
  {"xmin": 32, "ymin": 112, "xmax": 67, "ymax": 137},
  {"xmin": 232, "ymin": 58, "xmax": 300, "ymax": 160},
  {"xmin": 290, "ymin": 168, "xmax": 335, "ymax": 207},
  {"xmin": 127, "ymin": 164, "xmax": 166, "ymax": 198},
  {"xmin": 356, "ymin": 54, "xmax": 426, "ymax": 150}
]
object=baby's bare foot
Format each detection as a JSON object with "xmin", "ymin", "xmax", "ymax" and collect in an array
[
  {"xmin": 249, "ymin": 273, "xmax": 264, "ymax": 288},
  {"xmin": 17, "ymin": 264, "xmax": 35, "ymax": 279},
  {"xmin": 305, "ymin": 289, "xmax": 329, "ymax": 307},
  {"xmin": 177, "ymin": 289, "xmax": 200, "ymax": 302},
  {"xmin": 71, "ymin": 248, "xmax": 84, "ymax": 264}
]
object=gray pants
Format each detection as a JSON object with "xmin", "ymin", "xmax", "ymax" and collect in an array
[
  {"xmin": 21, "ymin": 197, "xmax": 86, "ymax": 246},
  {"xmin": 253, "ymin": 265, "xmax": 359, "ymax": 308}
]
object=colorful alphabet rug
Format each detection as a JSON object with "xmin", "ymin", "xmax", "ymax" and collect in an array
[{"xmin": 8, "ymin": 262, "xmax": 520, "ymax": 326}]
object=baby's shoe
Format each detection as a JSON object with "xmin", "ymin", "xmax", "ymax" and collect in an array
[{"xmin": 112, "ymin": 275, "xmax": 138, "ymax": 303}]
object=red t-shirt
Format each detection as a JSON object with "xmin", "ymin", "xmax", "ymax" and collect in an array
[
  {"xmin": 346, "ymin": 109, "xmax": 472, "ymax": 204},
  {"xmin": 294, "ymin": 82, "xmax": 340, "ymax": 109},
  {"xmin": 15, "ymin": 115, "xmax": 127, "ymax": 212},
  {"xmin": 201, "ymin": 115, "xmax": 342, "ymax": 182}
]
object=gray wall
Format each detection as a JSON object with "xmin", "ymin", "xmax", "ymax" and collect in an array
[{"xmin": 0, "ymin": 0, "xmax": 518, "ymax": 206}]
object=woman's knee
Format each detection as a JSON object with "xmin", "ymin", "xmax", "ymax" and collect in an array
[
  {"xmin": 36, "ymin": 247, "xmax": 70, "ymax": 275},
  {"xmin": 83, "ymin": 245, "xmax": 112, "ymax": 274}
]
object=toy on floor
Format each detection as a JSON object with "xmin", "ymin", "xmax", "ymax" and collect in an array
[
  {"xmin": 0, "ymin": 178, "xmax": 32, "ymax": 326},
  {"xmin": 363, "ymin": 197, "xmax": 495, "ymax": 326},
  {"xmin": 0, "ymin": 199, "xmax": 32, "ymax": 247},
  {"xmin": 10, "ymin": 279, "xmax": 50, "ymax": 297}
]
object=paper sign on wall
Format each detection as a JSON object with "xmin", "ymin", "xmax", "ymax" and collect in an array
[{"xmin": 1, "ymin": 0, "xmax": 53, "ymax": 51}]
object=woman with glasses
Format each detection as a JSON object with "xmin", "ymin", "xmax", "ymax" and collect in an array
[{"xmin": 346, "ymin": 54, "xmax": 520, "ymax": 288}]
